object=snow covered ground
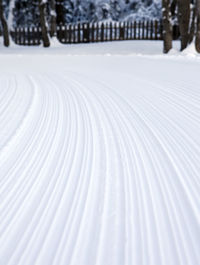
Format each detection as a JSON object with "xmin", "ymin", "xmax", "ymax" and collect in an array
[{"xmin": 0, "ymin": 41, "xmax": 200, "ymax": 265}]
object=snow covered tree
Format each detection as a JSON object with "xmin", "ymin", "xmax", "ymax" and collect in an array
[
  {"xmin": 85, "ymin": 1, "xmax": 96, "ymax": 22},
  {"xmin": 64, "ymin": 0, "xmax": 74, "ymax": 23},
  {"xmin": 162, "ymin": 0, "xmax": 172, "ymax": 53},
  {"xmin": 0, "ymin": 0, "xmax": 9, "ymax": 46},
  {"xmin": 1, "ymin": 0, "xmax": 165, "ymax": 25},
  {"xmin": 96, "ymin": 2, "xmax": 112, "ymax": 21},
  {"xmin": 14, "ymin": 0, "xmax": 40, "ymax": 27},
  {"xmin": 123, "ymin": 0, "xmax": 161, "ymax": 21},
  {"xmin": 73, "ymin": 0, "xmax": 86, "ymax": 22},
  {"xmin": 110, "ymin": 0, "xmax": 122, "ymax": 21}
]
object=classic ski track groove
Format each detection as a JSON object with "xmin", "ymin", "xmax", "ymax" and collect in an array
[{"xmin": 0, "ymin": 65, "xmax": 200, "ymax": 265}]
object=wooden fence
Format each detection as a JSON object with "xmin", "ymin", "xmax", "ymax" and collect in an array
[
  {"xmin": 11, "ymin": 27, "xmax": 42, "ymax": 45},
  {"xmin": 10, "ymin": 21, "xmax": 179, "ymax": 46}
]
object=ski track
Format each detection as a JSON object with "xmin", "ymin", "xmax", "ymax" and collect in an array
[{"xmin": 0, "ymin": 58, "xmax": 200, "ymax": 265}]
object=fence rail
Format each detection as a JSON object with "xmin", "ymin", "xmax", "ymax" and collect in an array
[{"xmin": 10, "ymin": 21, "xmax": 179, "ymax": 46}]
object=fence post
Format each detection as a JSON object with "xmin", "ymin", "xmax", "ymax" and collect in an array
[
  {"xmin": 114, "ymin": 22, "xmax": 117, "ymax": 40},
  {"xmin": 20, "ymin": 27, "xmax": 24, "ymax": 45},
  {"xmin": 96, "ymin": 23, "xmax": 98, "ymax": 42},
  {"xmin": 76, "ymin": 23, "xmax": 79, "ymax": 43},
  {"xmin": 72, "ymin": 23, "xmax": 75, "ymax": 43},
  {"xmin": 88, "ymin": 22, "xmax": 90, "ymax": 42},
  {"xmin": 146, "ymin": 21, "xmax": 149, "ymax": 39},
  {"xmin": 126, "ymin": 22, "xmax": 129, "ymax": 40},
  {"xmin": 24, "ymin": 28, "xmax": 26, "ymax": 45},
  {"xmin": 134, "ymin": 21, "xmax": 136, "ymax": 39},
  {"xmin": 84, "ymin": 23, "xmax": 89, "ymax": 42},
  {"xmin": 119, "ymin": 22, "xmax": 123, "ymax": 40},
  {"xmin": 104, "ymin": 23, "xmax": 106, "ymax": 41},
  {"xmin": 155, "ymin": 20, "xmax": 158, "ymax": 40},
  {"xmin": 63, "ymin": 24, "xmax": 66, "ymax": 43},
  {"xmin": 126, "ymin": 22, "xmax": 128, "ymax": 40},
  {"xmin": 73, "ymin": 24, "xmax": 76, "ymax": 43},
  {"xmin": 106, "ymin": 23, "xmax": 109, "ymax": 41},
  {"xmin": 141, "ymin": 21, "xmax": 144, "ymax": 39},
  {"xmin": 138, "ymin": 21, "xmax": 141, "ymax": 39},
  {"xmin": 130, "ymin": 22, "xmax": 132, "ymax": 40},
  {"xmin": 109, "ymin": 22, "xmax": 113, "ymax": 41},
  {"xmin": 35, "ymin": 26, "xmax": 38, "ymax": 45},
  {"xmin": 160, "ymin": 20, "xmax": 163, "ymax": 40},
  {"xmin": 130, "ymin": 22, "xmax": 132, "ymax": 39},
  {"xmin": 28, "ymin": 27, "xmax": 31, "ymax": 45},
  {"xmin": 18, "ymin": 27, "xmax": 20, "ymax": 44},
  {"xmin": 18, "ymin": 27, "xmax": 20, "ymax": 45},
  {"xmin": 91, "ymin": 23, "xmax": 94, "ymax": 42},
  {"xmin": 19, "ymin": 28, "xmax": 21, "ymax": 45},
  {"xmin": 150, "ymin": 20, "xmax": 153, "ymax": 40},
  {"xmin": 101, "ymin": 23, "xmax": 104, "ymax": 42},
  {"xmin": 31, "ymin": 27, "xmax": 34, "ymax": 45},
  {"xmin": 68, "ymin": 24, "xmax": 71, "ymax": 43},
  {"xmin": 124, "ymin": 22, "xmax": 126, "ymax": 40}
]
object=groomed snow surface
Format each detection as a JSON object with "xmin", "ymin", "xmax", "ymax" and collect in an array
[{"xmin": 0, "ymin": 41, "xmax": 200, "ymax": 265}]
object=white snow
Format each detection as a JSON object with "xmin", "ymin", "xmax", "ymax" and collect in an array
[{"xmin": 0, "ymin": 41, "xmax": 200, "ymax": 265}]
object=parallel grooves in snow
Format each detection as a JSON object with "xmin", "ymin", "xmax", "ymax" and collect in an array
[{"xmin": 0, "ymin": 60, "xmax": 200, "ymax": 265}]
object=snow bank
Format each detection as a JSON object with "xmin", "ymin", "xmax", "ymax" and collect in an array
[{"xmin": 0, "ymin": 41, "xmax": 200, "ymax": 61}]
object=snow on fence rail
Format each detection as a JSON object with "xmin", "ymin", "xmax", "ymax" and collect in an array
[{"xmin": 10, "ymin": 21, "xmax": 179, "ymax": 46}]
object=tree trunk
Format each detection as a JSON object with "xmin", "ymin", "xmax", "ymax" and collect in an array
[
  {"xmin": 171, "ymin": 0, "xmax": 177, "ymax": 17},
  {"xmin": 189, "ymin": 3, "xmax": 196, "ymax": 44},
  {"xmin": 56, "ymin": 0, "xmax": 65, "ymax": 24},
  {"xmin": 162, "ymin": 0, "xmax": 172, "ymax": 53},
  {"xmin": 195, "ymin": 0, "xmax": 200, "ymax": 52},
  {"xmin": 39, "ymin": 0, "xmax": 50, "ymax": 47},
  {"xmin": 50, "ymin": 0, "xmax": 57, "ymax": 37},
  {"xmin": 0, "ymin": 0, "xmax": 9, "ymax": 47},
  {"xmin": 177, "ymin": 0, "xmax": 190, "ymax": 51}
]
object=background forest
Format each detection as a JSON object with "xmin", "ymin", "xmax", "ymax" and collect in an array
[{"xmin": 2, "ymin": 0, "xmax": 162, "ymax": 27}]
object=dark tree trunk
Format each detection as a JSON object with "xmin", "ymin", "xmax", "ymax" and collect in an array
[
  {"xmin": 177, "ymin": 0, "xmax": 190, "ymax": 51},
  {"xmin": 162, "ymin": 0, "xmax": 172, "ymax": 53},
  {"xmin": 50, "ymin": 0, "xmax": 57, "ymax": 37},
  {"xmin": 171, "ymin": 0, "xmax": 177, "ymax": 17},
  {"xmin": 196, "ymin": 0, "xmax": 200, "ymax": 52},
  {"xmin": 0, "ymin": 0, "xmax": 9, "ymax": 47},
  {"xmin": 189, "ymin": 3, "xmax": 196, "ymax": 44},
  {"xmin": 39, "ymin": 0, "xmax": 50, "ymax": 47},
  {"xmin": 56, "ymin": 0, "xmax": 65, "ymax": 24}
]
